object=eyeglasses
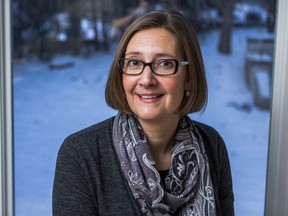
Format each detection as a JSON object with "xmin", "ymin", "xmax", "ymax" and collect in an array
[{"xmin": 118, "ymin": 58, "xmax": 189, "ymax": 76}]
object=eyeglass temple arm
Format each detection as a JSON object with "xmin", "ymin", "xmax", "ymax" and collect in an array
[{"xmin": 180, "ymin": 61, "xmax": 189, "ymax": 65}]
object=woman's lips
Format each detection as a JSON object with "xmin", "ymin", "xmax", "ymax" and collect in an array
[{"xmin": 137, "ymin": 94, "xmax": 163, "ymax": 103}]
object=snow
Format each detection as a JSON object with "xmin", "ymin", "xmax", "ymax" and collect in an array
[
  {"xmin": 255, "ymin": 70, "xmax": 271, "ymax": 98},
  {"xmin": 13, "ymin": 27, "xmax": 270, "ymax": 216},
  {"xmin": 81, "ymin": 18, "xmax": 96, "ymax": 40},
  {"xmin": 233, "ymin": 2, "xmax": 268, "ymax": 25},
  {"xmin": 246, "ymin": 52, "xmax": 273, "ymax": 62}
]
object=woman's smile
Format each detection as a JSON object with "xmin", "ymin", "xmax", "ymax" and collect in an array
[{"xmin": 136, "ymin": 93, "xmax": 164, "ymax": 103}]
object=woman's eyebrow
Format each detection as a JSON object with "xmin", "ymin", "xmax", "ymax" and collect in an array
[{"xmin": 125, "ymin": 52, "xmax": 177, "ymax": 59}]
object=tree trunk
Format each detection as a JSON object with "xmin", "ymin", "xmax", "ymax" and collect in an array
[
  {"xmin": 218, "ymin": 18, "xmax": 233, "ymax": 54},
  {"xmin": 267, "ymin": 0, "xmax": 277, "ymax": 33},
  {"xmin": 218, "ymin": 0, "xmax": 236, "ymax": 54}
]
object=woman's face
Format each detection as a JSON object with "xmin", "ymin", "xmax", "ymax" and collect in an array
[{"xmin": 122, "ymin": 28, "xmax": 188, "ymax": 123}]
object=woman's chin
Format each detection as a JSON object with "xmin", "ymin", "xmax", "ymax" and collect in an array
[{"xmin": 134, "ymin": 111, "xmax": 162, "ymax": 122}]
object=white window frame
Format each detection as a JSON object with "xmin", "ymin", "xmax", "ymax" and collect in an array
[
  {"xmin": 0, "ymin": 0, "xmax": 14, "ymax": 216},
  {"xmin": 265, "ymin": 0, "xmax": 288, "ymax": 215}
]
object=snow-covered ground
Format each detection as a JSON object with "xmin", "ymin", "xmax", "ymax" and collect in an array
[{"xmin": 13, "ymin": 27, "xmax": 271, "ymax": 216}]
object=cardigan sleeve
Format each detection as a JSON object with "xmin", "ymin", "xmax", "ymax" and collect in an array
[
  {"xmin": 217, "ymin": 134, "xmax": 235, "ymax": 216},
  {"xmin": 195, "ymin": 121, "xmax": 235, "ymax": 216},
  {"xmin": 52, "ymin": 137, "xmax": 98, "ymax": 216}
]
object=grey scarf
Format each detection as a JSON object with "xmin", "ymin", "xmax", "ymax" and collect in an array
[{"xmin": 113, "ymin": 112, "xmax": 216, "ymax": 216}]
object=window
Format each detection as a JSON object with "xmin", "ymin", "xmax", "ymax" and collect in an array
[{"xmin": 1, "ymin": 0, "xmax": 287, "ymax": 215}]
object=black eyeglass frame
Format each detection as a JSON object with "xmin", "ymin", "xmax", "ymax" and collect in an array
[{"xmin": 118, "ymin": 58, "xmax": 189, "ymax": 76}]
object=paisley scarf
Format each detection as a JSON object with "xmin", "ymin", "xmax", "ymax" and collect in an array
[{"xmin": 112, "ymin": 112, "xmax": 216, "ymax": 216}]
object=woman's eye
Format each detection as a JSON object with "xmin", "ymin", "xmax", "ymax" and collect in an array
[
  {"xmin": 158, "ymin": 60, "xmax": 174, "ymax": 68},
  {"xmin": 128, "ymin": 60, "xmax": 141, "ymax": 67}
]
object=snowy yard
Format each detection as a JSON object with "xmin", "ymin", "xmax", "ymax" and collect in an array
[{"xmin": 13, "ymin": 27, "xmax": 271, "ymax": 216}]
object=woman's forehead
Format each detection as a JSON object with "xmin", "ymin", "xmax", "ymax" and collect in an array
[{"xmin": 125, "ymin": 28, "xmax": 181, "ymax": 57}]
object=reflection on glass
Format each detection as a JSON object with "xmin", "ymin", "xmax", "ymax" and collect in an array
[{"xmin": 12, "ymin": 0, "xmax": 276, "ymax": 215}]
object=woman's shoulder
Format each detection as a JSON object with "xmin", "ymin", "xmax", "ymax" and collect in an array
[
  {"xmin": 67, "ymin": 117, "xmax": 115, "ymax": 141},
  {"xmin": 193, "ymin": 120, "xmax": 223, "ymax": 141},
  {"xmin": 192, "ymin": 120, "xmax": 229, "ymax": 162},
  {"xmin": 58, "ymin": 117, "xmax": 115, "ymax": 156}
]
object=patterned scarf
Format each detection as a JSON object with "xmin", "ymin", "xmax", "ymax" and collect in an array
[{"xmin": 112, "ymin": 112, "xmax": 216, "ymax": 216}]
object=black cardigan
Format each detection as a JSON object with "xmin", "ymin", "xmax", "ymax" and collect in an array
[{"xmin": 53, "ymin": 117, "xmax": 234, "ymax": 216}]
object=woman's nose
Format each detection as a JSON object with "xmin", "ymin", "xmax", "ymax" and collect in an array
[{"xmin": 138, "ymin": 65, "xmax": 157, "ymax": 87}]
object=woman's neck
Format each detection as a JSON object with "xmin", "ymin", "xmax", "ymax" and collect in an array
[{"xmin": 138, "ymin": 116, "xmax": 180, "ymax": 170}]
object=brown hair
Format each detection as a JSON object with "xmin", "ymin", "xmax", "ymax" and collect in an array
[{"xmin": 105, "ymin": 10, "xmax": 207, "ymax": 116}]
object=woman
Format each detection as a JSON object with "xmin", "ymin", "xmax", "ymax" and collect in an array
[{"xmin": 53, "ymin": 10, "xmax": 234, "ymax": 216}]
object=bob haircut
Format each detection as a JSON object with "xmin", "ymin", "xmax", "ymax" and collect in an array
[{"xmin": 105, "ymin": 10, "xmax": 207, "ymax": 116}]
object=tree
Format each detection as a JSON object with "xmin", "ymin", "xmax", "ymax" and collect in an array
[
  {"xmin": 266, "ymin": 0, "xmax": 277, "ymax": 33},
  {"xmin": 217, "ymin": 0, "xmax": 236, "ymax": 54},
  {"xmin": 12, "ymin": 0, "xmax": 60, "ymax": 59}
]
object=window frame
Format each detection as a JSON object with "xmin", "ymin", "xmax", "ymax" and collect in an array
[
  {"xmin": 265, "ymin": 0, "xmax": 288, "ymax": 215},
  {"xmin": 0, "ymin": 0, "xmax": 14, "ymax": 216}
]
